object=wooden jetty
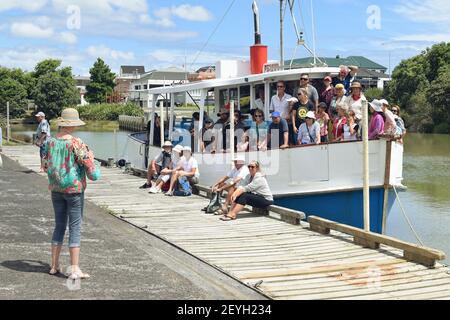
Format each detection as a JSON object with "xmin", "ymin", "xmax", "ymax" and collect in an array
[{"xmin": 2, "ymin": 145, "xmax": 450, "ymax": 300}]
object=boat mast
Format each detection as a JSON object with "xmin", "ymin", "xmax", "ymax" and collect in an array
[{"xmin": 280, "ymin": 0, "xmax": 284, "ymax": 68}]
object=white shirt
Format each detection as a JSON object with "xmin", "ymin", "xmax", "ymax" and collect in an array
[
  {"xmin": 227, "ymin": 165, "xmax": 250, "ymax": 187},
  {"xmin": 270, "ymin": 93, "xmax": 292, "ymax": 119},
  {"xmin": 179, "ymin": 156, "xmax": 200, "ymax": 177}
]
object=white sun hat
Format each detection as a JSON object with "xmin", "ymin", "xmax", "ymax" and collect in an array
[{"xmin": 305, "ymin": 111, "xmax": 316, "ymax": 120}]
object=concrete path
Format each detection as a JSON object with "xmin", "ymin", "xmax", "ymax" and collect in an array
[{"xmin": 0, "ymin": 154, "xmax": 264, "ymax": 300}]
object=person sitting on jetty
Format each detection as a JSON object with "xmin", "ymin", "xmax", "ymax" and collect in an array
[
  {"xmin": 332, "ymin": 65, "xmax": 358, "ymax": 94},
  {"xmin": 165, "ymin": 146, "xmax": 199, "ymax": 196},
  {"xmin": 209, "ymin": 155, "xmax": 249, "ymax": 215},
  {"xmin": 297, "ymin": 111, "xmax": 320, "ymax": 145},
  {"xmin": 220, "ymin": 161, "xmax": 273, "ymax": 221},
  {"xmin": 368, "ymin": 99, "xmax": 385, "ymax": 140},
  {"xmin": 139, "ymin": 140, "xmax": 173, "ymax": 189},
  {"xmin": 265, "ymin": 111, "xmax": 289, "ymax": 150},
  {"xmin": 149, "ymin": 144, "xmax": 183, "ymax": 194}
]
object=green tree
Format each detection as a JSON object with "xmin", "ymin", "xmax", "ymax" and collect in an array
[
  {"xmin": 32, "ymin": 59, "xmax": 79, "ymax": 119},
  {"xmin": 85, "ymin": 58, "xmax": 116, "ymax": 103},
  {"xmin": 385, "ymin": 42, "xmax": 450, "ymax": 133},
  {"xmin": 0, "ymin": 77, "xmax": 27, "ymax": 118}
]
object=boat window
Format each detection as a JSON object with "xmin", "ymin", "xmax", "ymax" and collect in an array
[
  {"xmin": 253, "ymin": 84, "xmax": 265, "ymax": 110},
  {"xmin": 239, "ymin": 85, "xmax": 250, "ymax": 114},
  {"xmin": 219, "ymin": 89, "xmax": 228, "ymax": 109},
  {"xmin": 143, "ymin": 84, "xmax": 148, "ymax": 90},
  {"xmin": 270, "ymin": 80, "xmax": 298, "ymax": 97},
  {"xmin": 230, "ymin": 88, "xmax": 238, "ymax": 109}
]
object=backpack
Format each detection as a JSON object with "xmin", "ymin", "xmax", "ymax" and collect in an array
[
  {"xmin": 205, "ymin": 191, "xmax": 222, "ymax": 213},
  {"xmin": 173, "ymin": 176, "xmax": 192, "ymax": 196}
]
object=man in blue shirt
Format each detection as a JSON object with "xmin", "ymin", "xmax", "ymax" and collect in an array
[
  {"xmin": 266, "ymin": 111, "xmax": 289, "ymax": 150},
  {"xmin": 332, "ymin": 65, "xmax": 359, "ymax": 94}
]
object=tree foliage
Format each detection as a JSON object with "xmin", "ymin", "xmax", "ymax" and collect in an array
[
  {"xmin": 32, "ymin": 59, "xmax": 80, "ymax": 120},
  {"xmin": 0, "ymin": 76, "xmax": 27, "ymax": 118},
  {"xmin": 85, "ymin": 58, "xmax": 116, "ymax": 104},
  {"xmin": 385, "ymin": 42, "xmax": 450, "ymax": 133}
]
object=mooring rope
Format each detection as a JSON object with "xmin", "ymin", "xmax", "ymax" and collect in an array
[{"xmin": 393, "ymin": 185, "xmax": 425, "ymax": 246}]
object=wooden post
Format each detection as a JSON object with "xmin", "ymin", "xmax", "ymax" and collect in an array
[
  {"xmin": 169, "ymin": 93, "xmax": 175, "ymax": 140},
  {"xmin": 6, "ymin": 101, "xmax": 10, "ymax": 143},
  {"xmin": 362, "ymin": 99, "xmax": 370, "ymax": 231},
  {"xmin": 382, "ymin": 140, "xmax": 392, "ymax": 234},
  {"xmin": 230, "ymin": 100, "xmax": 235, "ymax": 165},
  {"xmin": 198, "ymin": 90, "xmax": 206, "ymax": 153},
  {"xmin": 160, "ymin": 99, "xmax": 164, "ymax": 146}
]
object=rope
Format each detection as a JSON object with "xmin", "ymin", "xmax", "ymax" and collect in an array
[
  {"xmin": 392, "ymin": 185, "xmax": 425, "ymax": 246},
  {"xmin": 189, "ymin": 0, "xmax": 237, "ymax": 69}
]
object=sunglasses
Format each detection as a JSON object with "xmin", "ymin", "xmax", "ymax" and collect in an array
[
  {"xmin": 248, "ymin": 165, "xmax": 256, "ymax": 169},
  {"xmin": 255, "ymin": 114, "xmax": 263, "ymax": 118},
  {"xmin": 392, "ymin": 109, "xmax": 398, "ymax": 113},
  {"xmin": 297, "ymin": 93, "xmax": 303, "ymax": 96},
  {"xmin": 300, "ymin": 78, "xmax": 309, "ymax": 81},
  {"xmin": 277, "ymin": 86, "xmax": 285, "ymax": 88}
]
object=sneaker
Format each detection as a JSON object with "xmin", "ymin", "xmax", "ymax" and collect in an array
[
  {"xmin": 139, "ymin": 182, "xmax": 151, "ymax": 189},
  {"xmin": 149, "ymin": 187, "xmax": 161, "ymax": 194}
]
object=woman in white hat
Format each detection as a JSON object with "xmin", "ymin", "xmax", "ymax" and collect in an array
[
  {"xmin": 368, "ymin": 99, "xmax": 385, "ymax": 139},
  {"xmin": 42, "ymin": 108, "xmax": 100, "ymax": 280},
  {"xmin": 296, "ymin": 111, "xmax": 320, "ymax": 145},
  {"xmin": 165, "ymin": 146, "xmax": 199, "ymax": 196}
]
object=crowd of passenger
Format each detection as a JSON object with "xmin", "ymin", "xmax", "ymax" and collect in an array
[{"xmin": 139, "ymin": 65, "xmax": 407, "ymax": 220}]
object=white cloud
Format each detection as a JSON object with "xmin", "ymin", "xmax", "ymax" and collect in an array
[
  {"xmin": 0, "ymin": 0, "xmax": 48, "ymax": 12},
  {"xmin": 87, "ymin": 45, "xmax": 135, "ymax": 61},
  {"xmin": 393, "ymin": 0, "xmax": 450, "ymax": 27},
  {"xmin": 58, "ymin": 31, "xmax": 77, "ymax": 44},
  {"xmin": 171, "ymin": 5, "xmax": 213, "ymax": 22},
  {"xmin": 10, "ymin": 22, "xmax": 54, "ymax": 38},
  {"xmin": 392, "ymin": 34, "xmax": 450, "ymax": 43}
]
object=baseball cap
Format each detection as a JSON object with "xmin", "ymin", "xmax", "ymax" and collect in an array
[
  {"xmin": 271, "ymin": 111, "xmax": 281, "ymax": 118},
  {"xmin": 35, "ymin": 112, "xmax": 45, "ymax": 117}
]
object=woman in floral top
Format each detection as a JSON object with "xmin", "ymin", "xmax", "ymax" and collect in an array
[{"xmin": 42, "ymin": 108, "xmax": 100, "ymax": 280}]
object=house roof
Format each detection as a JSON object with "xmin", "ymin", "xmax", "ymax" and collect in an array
[
  {"xmin": 120, "ymin": 65, "xmax": 145, "ymax": 75},
  {"xmin": 196, "ymin": 65, "xmax": 216, "ymax": 73},
  {"xmin": 289, "ymin": 56, "xmax": 387, "ymax": 71}
]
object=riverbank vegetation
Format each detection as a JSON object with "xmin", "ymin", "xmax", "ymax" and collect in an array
[
  {"xmin": 76, "ymin": 103, "xmax": 144, "ymax": 121},
  {"xmin": 384, "ymin": 42, "xmax": 449, "ymax": 134}
]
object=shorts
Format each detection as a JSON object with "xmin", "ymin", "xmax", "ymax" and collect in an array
[
  {"xmin": 39, "ymin": 145, "xmax": 45, "ymax": 158},
  {"xmin": 158, "ymin": 174, "xmax": 171, "ymax": 183}
]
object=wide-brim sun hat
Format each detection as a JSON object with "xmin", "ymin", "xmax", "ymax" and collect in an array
[
  {"xmin": 56, "ymin": 108, "xmax": 85, "ymax": 127},
  {"xmin": 379, "ymin": 99, "xmax": 389, "ymax": 106},
  {"xmin": 369, "ymin": 99, "xmax": 383, "ymax": 112},
  {"xmin": 162, "ymin": 141, "xmax": 173, "ymax": 148},
  {"xmin": 173, "ymin": 144, "xmax": 183, "ymax": 153},
  {"xmin": 183, "ymin": 146, "xmax": 192, "ymax": 152},
  {"xmin": 305, "ymin": 111, "xmax": 316, "ymax": 120}
]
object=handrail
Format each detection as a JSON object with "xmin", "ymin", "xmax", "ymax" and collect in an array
[{"xmin": 307, "ymin": 215, "xmax": 446, "ymax": 267}]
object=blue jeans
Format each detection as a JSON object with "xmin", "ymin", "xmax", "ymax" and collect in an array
[{"xmin": 51, "ymin": 192, "xmax": 84, "ymax": 248}]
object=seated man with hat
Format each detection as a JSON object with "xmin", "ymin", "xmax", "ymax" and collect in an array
[
  {"xmin": 149, "ymin": 144, "xmax": 184, "ymax": 194},
  {"xmin": 208, "ymin": 155, "xmax": 250, "ymax": 215},
  {"xmin": 139, "ymin": 140, "xmax": 173, "ymax": 189}
]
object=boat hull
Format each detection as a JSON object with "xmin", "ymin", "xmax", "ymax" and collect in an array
[{"xmin": 274, "ymin": 187, "xmax": 396, "ymax": 233}]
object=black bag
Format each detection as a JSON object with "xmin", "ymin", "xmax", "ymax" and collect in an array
[{"xmin": 205, "ymin": 192, "xmax": 221, "ymax": 213}]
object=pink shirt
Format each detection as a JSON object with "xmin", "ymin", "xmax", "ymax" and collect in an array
[
  {"xmin": 369, "ymin": 113, "xmax": 385, "ymax": 139},
  {"xmin": 315, "ymin": 112, "xmax": 330, "ymax": 136}
]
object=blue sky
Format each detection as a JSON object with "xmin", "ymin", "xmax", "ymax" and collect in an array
[{"xmin": 0, "ymin": 0, "xmax": 448, "ymax": 75}]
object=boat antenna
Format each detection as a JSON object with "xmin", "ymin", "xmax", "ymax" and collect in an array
[
  {"xmin": 285, "ymin": 0, "xmax": 326, "ymax": 67},
  {"xmin": 310, "ymin": 0, "xmax": 317, "ymax": 66},
  {"xmin": 279, "ymin": 0, "xmax": 285, "ymax": 68}
]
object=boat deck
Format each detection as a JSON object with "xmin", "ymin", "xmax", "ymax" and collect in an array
[{"xmin": 2, "ymin": 145, "xmax": 450, "ymax": 300}]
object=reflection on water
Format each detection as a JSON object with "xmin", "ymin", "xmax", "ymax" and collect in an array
[
  {"xmin": 11, "ymin": 124, "xmax": 450, "ymax": 264},
  {"xmin": 387, "ymin": 133, "xmax": 450, "ymax": 265}
]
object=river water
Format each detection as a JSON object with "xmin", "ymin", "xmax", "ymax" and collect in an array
[{"xmin": 10, "ymin": 124, "xmax": 450, "ymax": 264}]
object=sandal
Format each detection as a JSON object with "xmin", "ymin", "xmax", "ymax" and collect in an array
[
  {"xmin": 220, "ymin": 215, "xmax": 236, "ymax": 221},
  {"xmin": 49, "ymin": 265, "xmax": 61, "ymax": 275},
  {"xmin": 214, "ymin": 207, "xmax": 229, "ymax": 215},
  {"xmin": 68, "ymin": 270, "xmax": 90, "ymax": 280}
]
